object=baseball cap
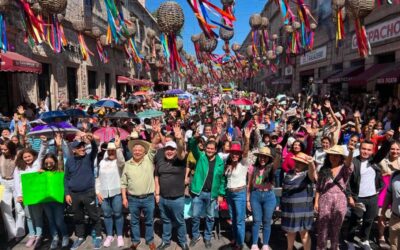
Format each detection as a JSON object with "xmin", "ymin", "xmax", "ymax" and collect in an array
[
  {"xmin": 71, "ymin": 141, "xmax": 85, "ymax": 149},
  {"xmin": 165, "ymin": 141, "xmax": 177, "ymax": 149}
]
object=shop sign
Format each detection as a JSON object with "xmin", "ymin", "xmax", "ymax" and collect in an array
[
  {"xmin": 352, "ymin": 16, "xmax": 400, "ymax": 49},
  {"xmin": 300, "ymin": 46, "xmax": 327, "ymax": 65},
  {"xmin": 285, "ymin": 66, "xmax": 293, "ymax": 76}
]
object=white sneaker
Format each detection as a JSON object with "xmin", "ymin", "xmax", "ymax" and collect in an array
[
  {"xmin": 251, "ymin": 244, "xmax": 260, "ymax": 250},
  {"xmin": 347, "ymin": 242, "xmax": 356, "ymax": 250},
  {"xmin": 360, "ymin": 240, "xmax": 371, "ymax": 250}
]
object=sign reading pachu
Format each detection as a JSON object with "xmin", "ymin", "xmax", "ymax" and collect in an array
[{"xmin": 352, "ymin": 17, "xmax": 400, "ymax": 49}]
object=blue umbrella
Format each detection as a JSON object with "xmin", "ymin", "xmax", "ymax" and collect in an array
[
  {"xmin": 64, "ymin": 109, "xmax": 89, "ymax": 118},
  {"xmin": 166, "ymin": 89, "xmax": 185, "ymax": 95},
  {"xmin": 94, "ymin": 100, "xmax": 122, "ymax": 109},
  {"xmin": 39, "ymin": 111, "xmax": 69, "ymax": 123}
]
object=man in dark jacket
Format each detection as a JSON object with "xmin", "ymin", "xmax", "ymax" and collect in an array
[{"xmin": 64, "ymin": 133, "xmax": 101, "ymax": 250}]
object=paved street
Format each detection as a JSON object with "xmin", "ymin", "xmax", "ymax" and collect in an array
[{"xmin": 3, "ymin": 216, "xmax": 382, "ymax": 250}]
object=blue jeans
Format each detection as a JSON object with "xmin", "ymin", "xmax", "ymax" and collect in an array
[
  {"xmin": 250, "ymin": 190, "xmax": 276, "ymax": 245},
  {"xmin": 227, "ymin": 189, "xmax": 246, "ymax": 246},
  {"xmin": 101, "ymin": 194, "xmax": 123, "ymax": 237},
  {"xmin": 25, "ymin": 204, "xmax": 43, "ymax": 237},
  {"xmin": 128, "ymin": 195, "xmax": 155, "ymax": 244},
  {"xmin": 191, "ymin": 191, "xmax": 216, "ymax": 241},
  {"xmin": 43, "ymin": 202, "xmax": 68, "ymax": 238},
  {"xmin": 159, "ymin": 196, "xmax": 187, "ymax": 245}
]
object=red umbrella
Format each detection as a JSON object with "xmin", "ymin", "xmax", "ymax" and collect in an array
[
  {"xmin": 230, "ymin": 98, "xmax": 253, "ymax": 106},
  {"xmin": 93, "ymin": 127, "xmax": 129, "ymax": 142}
]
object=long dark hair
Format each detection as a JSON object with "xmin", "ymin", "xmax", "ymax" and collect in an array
[
  {"xmin": 318, "ymin": 154, "xmax": 345, "ymax": 183},
  {"xmin": 1, "ymin": 140, "xmax": 17, "ymax": 159},
  {"xmin": 225, "ymin": 151, "xmax": 242, "ymax": 170},
  {"xmin": 16, "ymin": 148, "xmax": 38, "ymax": 171},
  {"xmin": 41, "ymin": 153, "xmax": 59, "ymax": 172}
]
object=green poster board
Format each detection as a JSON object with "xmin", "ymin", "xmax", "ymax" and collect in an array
[{"xmin": 21, "ymin": 172, "xmax": 65, "ymax": 205}]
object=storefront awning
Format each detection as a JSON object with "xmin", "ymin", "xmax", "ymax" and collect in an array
[
  {"xmin": 376, "ymin": 64, "xmax": 400, "ymax": 85},
  {"xmin": 315, "ymin": 70, "xmax": 341, "ymax": 84},
  {"xmin": 0, "ymin": 52, "xmax": 42, "ymax": 74},
  {"xmin": 117, "ymin": 76, "xmax": 154, "ymax": 87},
  {"xmin": 349, "ymin": 63, "xmax": 393, "ymax": 87},
  {"xmin": 327, "ymin": 66, "xmax": 364, "ymax": 84},
  {"xmin": 117, "ymin": 76, "xmax": 132, "ymax": 84}
]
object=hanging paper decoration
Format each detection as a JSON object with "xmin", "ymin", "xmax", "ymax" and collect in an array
[
  {"xmin": 0, "ymin": 13, "xmax": 7, "ymax": 52},
  {"xmin": 348, "ymin": 0, "xmax": 374, "ymax": 58},
  {"xmin": 157, "ymin": 1, "xmax": 185, "ymax": 72},
  {"xmin": 96, "ymin": 40, "xmax": 109, "ymax": 63}
]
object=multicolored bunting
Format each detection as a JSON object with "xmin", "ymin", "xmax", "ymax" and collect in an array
[
  {"xmin": 19, "ymin": 0, "xmax": 45, "ymax": 44},
  {"xmin": 43, "ymin": 15, "xmax": 67, "ymax": 53},
  {"xmin": 78, "ymin": 33, "xmax": 94, "ymax": 61},
  {"xmin": 0, "ymin": 14, "xmax": 7, "ymax": 52},
  {"xmin": 187, "ymin": 0, "xmax": 235, "ymax": 39},
  {"xmin": 96, "ymin": 40, "xmax": 109, "ymax": 63},
  {"xmin": 354, "ymin": 18, "xmax": 370, "ymax": 58},
  {"xmin": 335, "ymin": 7, "xmax": 345, "ymax": 48}
]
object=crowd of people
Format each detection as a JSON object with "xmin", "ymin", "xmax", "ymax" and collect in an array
[{"xmin": 0, "ymin": 88, "xmax": 399, "ymax": 250}]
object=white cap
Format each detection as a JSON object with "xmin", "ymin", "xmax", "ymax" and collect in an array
[
  {"xmin": 107, "ymin": 143, "xmax": 116, "ymax": 150},
  {"xmin": 165, "ymin": 141, "xmax": 177, "ymax": 149}
]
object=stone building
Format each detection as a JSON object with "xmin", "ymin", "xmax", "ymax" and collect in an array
[
  {"xmin": 240, "ymin": 1, "xmax": 400, "ymax": 99},
  {"xmin": 0, "ymin": 0, "xmax": 159, "ymax": 115}
]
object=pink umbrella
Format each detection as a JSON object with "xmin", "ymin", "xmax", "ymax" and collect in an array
[
  {"xmin": 230, "ymin": 98, "xmax": 253, "ymax": 106},
  {"xmin": 93, "ymin": 127, "xmax": 129, "ymax": 142}
]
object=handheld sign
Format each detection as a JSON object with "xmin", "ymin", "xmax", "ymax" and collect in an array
[{"xmin": 162, "ymin": 97, "xmax": 179, "ymax": 109}]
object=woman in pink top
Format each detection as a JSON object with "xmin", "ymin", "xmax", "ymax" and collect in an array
[{"xmin": 282, "ymin": 140, "xmax": 305, "ymax": 173}]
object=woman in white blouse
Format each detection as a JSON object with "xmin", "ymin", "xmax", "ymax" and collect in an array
[
  {"xmin": 95, "ymin": 135, "xmax": 125, "ymax": 248},
  {"xmin": 224, "ymin": 127, "xmax": 251, "ymax": 250}
]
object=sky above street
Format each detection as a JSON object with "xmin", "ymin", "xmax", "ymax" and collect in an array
[{"xmin": 146, "ymin": 0, "xmax": 267, "ymax": 56}]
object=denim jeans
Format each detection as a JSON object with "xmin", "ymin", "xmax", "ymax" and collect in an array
[
  {"xmin": 25, "ymin": 204, "xmax": 44, "ymax": 237},
  {"xmin": 227, "ymin": 189, "xmax": 246, "ymax": 246},
  {"xmin": 159, "ymin": 196, "xmax": 187, "ymax": 245},
  {"xmin": 101, "ymin": 194, "xmax": 123, "ymax": 236},
  {"xmin": 250, "ymin": 190, "xmax": 276, "ymax": 245},
  {"xmin": 43, "ymin": 202, "xmax": 68, "ymax": 238},
  {"xmin": 191, "ymin": 191, "xmax": 216, "ymax": 241},
  {"xmin": 128, "ymin": 195, "xmax": 155, "ymax": 244}
]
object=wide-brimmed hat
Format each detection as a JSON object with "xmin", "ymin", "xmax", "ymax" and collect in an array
[
  {"xmin": 254, "ymin": 147, "xmax": 273, "ymax": 158},
  {"xmin": 228, "ymin": 143, "xmax": 242, "ymax": 153},
  {"xmin": 128, "ymin": 139, "xmax": 150, "ymax": 153},
  {"xmin": 292, "ymin": 152, "xmax": 309, "ymax": 165},
  {"xmin": 324, "ymin": 145, "xmax": 345, "ymax": 156}
]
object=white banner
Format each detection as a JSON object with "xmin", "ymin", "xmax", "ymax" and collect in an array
[
  {"xmin": 300, "ymin": 46, "xmax": 327, "ymax": 65},
  {"xmin": 352, "ymin": 17, "xmax": 400, "ymax": 49}
]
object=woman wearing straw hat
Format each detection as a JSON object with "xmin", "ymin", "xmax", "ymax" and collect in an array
[
  {"xmin": 281, "ymin": 152, "xmax": 317, "ymax": 250},
  {"xmin": 225, "ymin": 127, "xmax": 251, "ymax": 250},
  {"xmin": 247, "ymin": 144, "xmax": 282, "ymax": 250},
  {"xmin": 314, "ymin": 145, "xmax": 354, "ymax": 250}
]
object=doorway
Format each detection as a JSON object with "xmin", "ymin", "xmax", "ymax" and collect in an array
[
  {"xmin": 0, "ymin": 72, "xmax": 13, "ymax": 116},
  {"xmin": 67, "ymin": 67, "xmax": 77, "ymax": 104},
  {"xmin": 38, "ymin": 63, "xmax": 51, "ymax": 106},
  {"xmin": 88, "ymin": 70, "xmax": 97, "ymax": 96}
]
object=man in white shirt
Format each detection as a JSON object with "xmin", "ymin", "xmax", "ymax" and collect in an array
[
  {"xmin": 342, "ymin": 134, "xmax": 360, "ymax": 158},
  {"xmin": 346, "ymin": 141, "xmax": 384, "ymax": 250}
]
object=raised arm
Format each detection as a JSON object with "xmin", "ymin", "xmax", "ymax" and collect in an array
[{"xmin": 173, "ymin": 123, "xmax": 187, "ymax": 160}]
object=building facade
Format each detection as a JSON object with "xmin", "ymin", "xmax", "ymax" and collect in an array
[
  {"xmin": 0, "ymin": 0, "xmax": 159, "ymax": 114},
  {"xmin": 240, "ymin": 1, "xmax": 400, "ymax": 99}
]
